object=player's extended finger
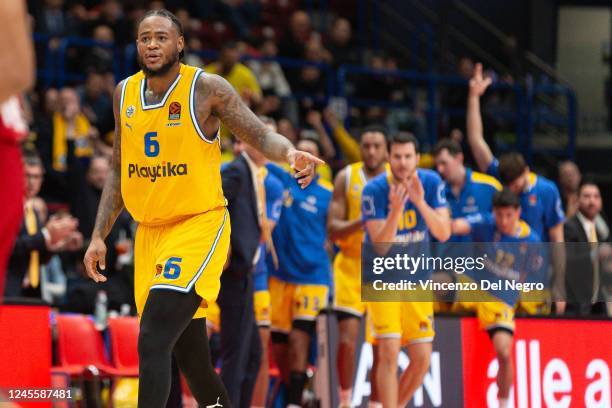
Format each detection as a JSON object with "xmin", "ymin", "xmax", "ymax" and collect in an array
[
  {"xmin": 474, "ymin": 62, "xmax": 483, "ymax": 79},
  {"xmin": 303, "ymin": 152, "xmax": 325, "ymax": 165}
]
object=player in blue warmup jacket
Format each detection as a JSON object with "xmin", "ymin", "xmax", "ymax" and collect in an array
[
  {"xmin": 466, "ymin": 62, "xmax": 565, "ymax": 315},
  {"xmin": 361, "ymin": 132, "xmax": 451, "ymax": 408},
  {"xmin": 266, "ymin": 138, "xmax": 333, "ymax": 408},
  {"xmin": 452, "ymin": 188, "xmax": 543, "ymax": 408}
]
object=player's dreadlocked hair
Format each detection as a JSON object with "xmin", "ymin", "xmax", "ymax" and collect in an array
[{"xmin": 138, "ymin": 9, "xmax": 185, "ymax": 60}]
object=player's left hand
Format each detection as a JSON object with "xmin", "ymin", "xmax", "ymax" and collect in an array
[
  {"xmin": 405, "ymin": 174, "xmax": 425, "ymax": 204},
  {"xmin": 288, "ymin": 148, "xmax": 325, "ymax": 189}
]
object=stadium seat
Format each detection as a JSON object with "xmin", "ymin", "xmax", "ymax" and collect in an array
[
  {"xmin": 107, "ymin": 317, "xmax": 139, "ymax": 377},
  {"xmin": 51, "ymin": 314, "xmax": 122, "ymax": 378}
]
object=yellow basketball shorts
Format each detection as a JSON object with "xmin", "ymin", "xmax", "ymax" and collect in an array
[
  {"xmin": 333, "ymin": 251, "xmax": 366, "ymax": 317},
  {"xmin": 515, "ymin": 289, "xmax": 551, "ymax": 315},
  {"xmin": 254, "ymin": 290, "xmax": 271, "ymax": 327},
  {"xmin": 206, "ymin": 290, "xmax": 270, "ymax": 331},
  {"xmin": 269, "ymin": 276, "xmax": 328, "ymax": 334},
  {"xmin": 368, "ymin": 300, "xmax": 435, "ymax": 345},
  {"xmin": 453, "ymin": 301, "xmax": 515, "ymax": 332},
  {"xmin": 134, "ymin": 208, "xmax": 230, "ymax": 320}
]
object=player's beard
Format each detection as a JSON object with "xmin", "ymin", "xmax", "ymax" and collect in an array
[{"xmin": 138, "ymin": 49, "xmax": 180, "ymax": 77}]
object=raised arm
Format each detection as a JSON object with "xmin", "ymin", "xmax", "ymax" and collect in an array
[
  {"xmin": 467, "ymin": 63, "xmax": 494, "ymax": 173},
  {"xmin": 306, "ymin": 110, "xmax": 336, "ymax": 160},
  {"xmin": 0, "ymin": 0, "xmax": 34, "ymax": 103},
  {"xmin": 327, "ymin": 168, "xmax": 363, "ymax": 241},
  {"xmin": 201, "ymin": 74, "xmax": 323, "ymax": 187},
  {"xmin": 83, "ymin": 81, "xmax": 125, "ymax": 282}
]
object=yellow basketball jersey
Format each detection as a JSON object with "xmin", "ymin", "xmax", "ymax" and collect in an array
[
  {"xmin": 119, "ymin": 64, "xmax": 226, "ymax": 225},
  {"xmin": 336, "ymin": 162, "xmax": 388, "ymax": 257}
]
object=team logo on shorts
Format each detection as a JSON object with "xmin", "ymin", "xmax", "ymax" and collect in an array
[
  {"xmin": 419, "ymin": 321, "xmax": 429, "ymax": 332},
  {"xmin": 126, "ymin": 105, "xmax": 135, "ymax": 118},
  {"xmin": 155, "ymin": 264, "xmax": 163, "ymax": 277},
  {"xmin": 168, "ymin": 102, "xmax": 181, "ymax": 120}
]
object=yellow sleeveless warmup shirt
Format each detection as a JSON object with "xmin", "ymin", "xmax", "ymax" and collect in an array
[
  {"xmin": 336, "ymin": 162, "xmax": 388, "ymax": 257},
  {"xmin": 119, "ymin": 64, "xmax": 226, "ymax": 225}
]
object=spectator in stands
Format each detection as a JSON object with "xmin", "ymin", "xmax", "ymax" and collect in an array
[
  {"xmin": 184, "ymin": 36, "xmax": 206, "ymax": 68},
  {"xmin": 205, "ymin": 41, "xmax": 262, "ymax": 107},
  {"xmin": 279, "ymin": 10, "xmax": 312, "ymax": 59},
  {"xmin": 82, "ymin": 24, "xmax": 114, "ymax": 74},
  {"xmin": 442, "ymin": 56, "xmax": 474, "ymax": 142},
  {"xmin": 33, "ymin": 88, "xmax": 60, "ymax": 145},
  {"xmin": 326, "ymin": 17, "xmax": 360, "ymax": 68},
  {"xmin": 499, "ymin": 36, "xmax": 523, "ymax": 83},
  {"xmin": 277, "ymin": 117, "xmax": 298, "ymax": 144},
  {"xmin": 78, "ymin": 71, "xmax": 114, "ymax": 141},
  {"xmin": 249, "ymin": 40, "xmax": 294, "ymax": 120},
  {"xmin": 34, "ymin": 0, "xmax": 71, "ymax": 39},
  {"xmin": 5, "ymin": 152, "xmax": 81, "ymax": 300},
  {"xmin": 564, "ymin": 180, "xmax": 610, "ymax": 316},
  {"xmin": 64, "ymin": 154, "xmax": 134, "ymax": 314},
  {"xmin": 558, "ymin": 160, "xmax": 581, "ymax": 217},
  {"xmin": 293, "ymin": 39, "xmax": 329, "ymax": 118},
  {"xmin": 354, "ymin": 53, "xmax": 394, "ymax": 102},
  {"xmin": 215, "ymin": 0, "xmax": 262, "ymax": 40},
  {"xmin": 37, "ymin": 87, "xmax": 95, "ymax": 203},
  {"xmin": 89, "ymin": 0, "xmax": 132, "ymax": 45}
]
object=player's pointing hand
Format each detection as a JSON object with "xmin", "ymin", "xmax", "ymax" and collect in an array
[{"xmin": 288, "ymin": 148, "xmax": 325, "ymax": 189}]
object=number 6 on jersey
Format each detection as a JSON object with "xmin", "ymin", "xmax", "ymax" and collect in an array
[{"xmin": 144, "ymin": 131, "xmax": 159, "ymax": 157}]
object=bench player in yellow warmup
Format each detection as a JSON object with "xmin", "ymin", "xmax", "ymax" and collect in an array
[
  {"xmin": 83, "ymin": 9, "xmax": 321, "ymax": 408},
  {"xmin": 327, "ymin": 125, "xmax": 388, "ymax": 407}
]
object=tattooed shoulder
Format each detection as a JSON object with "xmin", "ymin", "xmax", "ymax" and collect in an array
[{"xmin": 199, "ymin": 73, "xmax": 266, "ymax": 149}]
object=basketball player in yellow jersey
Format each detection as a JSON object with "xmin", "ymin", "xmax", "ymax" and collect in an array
[
  {"xmin": 82, "ymin": 9, "xmax": 322, "ymax": 408},
  {"xmin": 328, "ymin": 126, "xmax": 388, "ymax": 408}
]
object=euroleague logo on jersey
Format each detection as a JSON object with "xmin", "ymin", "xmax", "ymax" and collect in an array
[{"xmin": 168, "ymin": 101, "xmax": 181, "ymax": 120}]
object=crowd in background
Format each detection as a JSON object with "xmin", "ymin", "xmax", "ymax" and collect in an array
[{"xmin": 8, "ymin": 0, "xmax": 605, "ymax": 318}]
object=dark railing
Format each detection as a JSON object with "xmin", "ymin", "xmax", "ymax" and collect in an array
[{"xmin": 33, "ymin": 34, "xmax": 577, "ymax": 160}]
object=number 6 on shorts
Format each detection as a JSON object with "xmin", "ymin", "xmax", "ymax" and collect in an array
[{"xmin": 163, "ymin": 257, "xmax": 182, "ymax": 279}]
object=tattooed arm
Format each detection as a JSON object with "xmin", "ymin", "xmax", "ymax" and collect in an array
[
  {"xmin": 199, "ymin": 73, "xmax": 324, "ymax": 187},
  {"xmin": 83, "ymin": 81, "xmax": 125, "ymax": 282}
]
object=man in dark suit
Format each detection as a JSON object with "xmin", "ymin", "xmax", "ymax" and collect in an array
[
  {"xmin": 5, "ymin": 152, "xmax": 80, "ymax": 299},
  {"xmin": 218, "ymin": 139, "xmax": 264, "ymax": 407},
  {"xmin": 564, "ymin": 180, "xmax": 609, "ymax": 316}
]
